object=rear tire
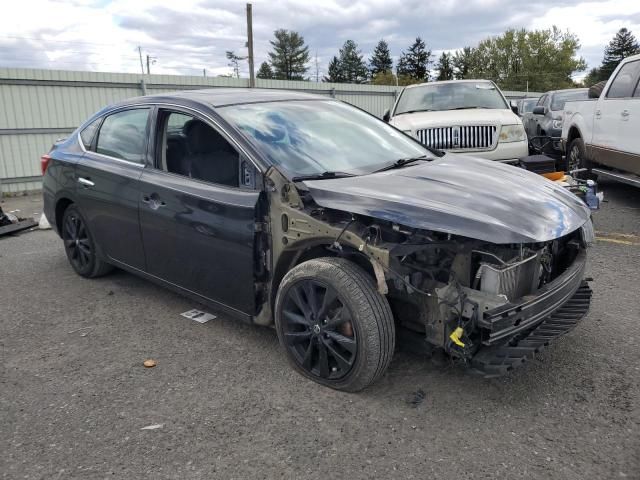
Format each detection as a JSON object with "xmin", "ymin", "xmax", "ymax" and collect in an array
[
  {"xmin": 61, "ymin": 205, "xmax": 113, "ymax": 278},
  {"xmin": 275, "ymin": 257, "xmax": 395, "ymax": 392}
]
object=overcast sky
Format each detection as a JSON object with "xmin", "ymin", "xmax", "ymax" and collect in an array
[{"xmin": 1, "ymin": 0, "xmax": 639, "ymax": 80}]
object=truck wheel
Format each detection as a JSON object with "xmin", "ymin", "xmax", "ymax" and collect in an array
[
  {"xmin": 566, "ymin": 137, "xmax": 592, "ymax": 178},
  {"xmin": 275, "ymin": 257, "xmax": 395, "ymax": 392},
  {"xmin": 62, "ymin": 205, "xmax": 113, "ymax": 278}
]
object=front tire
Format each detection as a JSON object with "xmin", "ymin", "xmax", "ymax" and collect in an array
[
  {"xmin": 61, "ymin": 205, "xmax": 113, "ymax": 278},
  {"xmin": 275, "ymin": 257, "xmax": 395, "ymax": 392}
]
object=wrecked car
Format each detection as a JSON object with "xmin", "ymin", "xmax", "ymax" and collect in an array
[{"xmin": 42, "ymin": 89, "xmax": 594, "ymax": 392}]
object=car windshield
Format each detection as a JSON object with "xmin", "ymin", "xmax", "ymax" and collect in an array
[
  {"xmin": 218, "ymin": 100, "xmax": 430, "ymax": 177},
  {"xmin": 394, "ymin": 82, "xmax": 508, "ymax": 115},
  {"xmin": 551, "ymin": 90, "xmax": 588, "ymax": 111},
  {"xmin": 520, "ymin": 98, "xmax": 538, "ymax": 113}
]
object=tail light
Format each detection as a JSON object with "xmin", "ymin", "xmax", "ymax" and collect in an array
[{"xmin": 40, "ymin": 154, "xmax": 52, "ymax": 175}]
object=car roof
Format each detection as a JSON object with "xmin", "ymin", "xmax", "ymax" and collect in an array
[
  {"xmin": 118, "ymin": 88, "xmax": 329, "ymax": 109},
  {"xmin": 547, "ymin": 88, "xmax": 588, "ymax": 96},
  {"xmin": 404, "ymin": 79, "xmax": 495, "ymax": 89}
]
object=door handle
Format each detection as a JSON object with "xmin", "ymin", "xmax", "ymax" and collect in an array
[
  {"xmin": 595, "ymin": 110, "xmax": 601, "ymax": 117},
  {"xmin": 77, "ymin": 177, "xmax": 94, "ymax": 187},
  {"xmin": 621, "ymin": 109, "xmax": 630, "ymax": 117}
]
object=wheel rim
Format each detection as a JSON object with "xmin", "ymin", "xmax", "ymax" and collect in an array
[
  {"xmin": 63, "ymin": 213, "xmax": 92, "ymax": 271},
  {"xmin": 568, "ymin": 145, "xmax": 581, "ymax": 172},
  {"xmin": 281, "ymin": 279, "xmax": 357, "ymax": 380}
]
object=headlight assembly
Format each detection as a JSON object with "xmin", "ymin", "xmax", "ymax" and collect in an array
[
  {"xmin": 552, "ymin": 119, "xmax": 563, "ymax": 129},
  {"xmin": 499, "ymin": 124, "xmax": 526, "ymax": 143}
]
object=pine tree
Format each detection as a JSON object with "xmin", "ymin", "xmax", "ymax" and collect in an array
[
  {"xmin": 323, "ymin": 56, "xmax": 344, "ymax": 83},
  {"xmin": 267, "ymin": 29, "xmax": 310, "ymax": 80},
  {"xmin": 436, "ymin": 52, "xmax": 454, "ymax": 81},
  {"xmin": 600, "ymin": 28, "xmax": 640, "ymax": 79},
  {"xmin": 396, "ymin": 37, "xmax": 432, "ymax": 82},
  {"xmin": 336, "ymin": 40, "xmax": 369, "ymax": 84},
  {"xmin": 256, "ymin": 61, "xmax": 273, "ymax": 79},
  {"xmin": 452, "ymin": 46, "xmax": 474, "ymax": 79},
  {"xmin": 369, "ymin": 39, "xmax": 393, "ymax": 77}
]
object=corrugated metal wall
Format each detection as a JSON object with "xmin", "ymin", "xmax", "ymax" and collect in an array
[{"xmin": 0, "ymin": 68, "xmax": 538, "ymax": 194}]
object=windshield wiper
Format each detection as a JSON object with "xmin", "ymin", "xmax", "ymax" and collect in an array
[
  {"xmin": 445, "ymin": 106, "xmax": 490, "ymax": 110},
  {"xmin": 292, "ymin": 171, "xmax": 355, "ymax": 182},
  {"xmin": 372, "ymin": 155, "xmax": 430, "ymax": 173},
  {"xmin": 395, "ymin": 109, "xmax": 434, "ymax": 115}
]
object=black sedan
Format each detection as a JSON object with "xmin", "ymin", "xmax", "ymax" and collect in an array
[{"xmin": 42, "ymin": 89, "xmax": 594, "ymax": 391}]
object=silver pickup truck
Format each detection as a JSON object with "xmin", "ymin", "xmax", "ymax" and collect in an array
[{"xmin": 562, "ymin": 53, "xmax": 640, "ymax": 187}]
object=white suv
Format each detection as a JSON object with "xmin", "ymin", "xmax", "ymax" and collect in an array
[{"xmin": 385, "ymin": 80, "xmax": 528, "ymax": 162}]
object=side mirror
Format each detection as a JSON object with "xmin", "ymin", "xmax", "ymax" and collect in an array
[
  {"xmin": 532, "ymin": 106, "xmax": 546, "ymax": 115},
  {"xmin": 510, "ymin": 100, "xmax": 519, "ymax": 115},
  {"xmin": 382, "ymin": 109, "xmax": 391, "ymax": 123}
]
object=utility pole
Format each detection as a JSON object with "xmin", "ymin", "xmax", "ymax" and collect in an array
[
  {"xmin": 203, "ymin": 68, "xmax": 206, "ymax": 78},
  {"xmin": 138, "ymin": 46, "xmax": 144, "ymax": 74},
  {"xmin": 246, "ymin": 3, "xmax": 255, "ymax": 87},
  {"xmin": 146, "ymin": 54, "xmax": 156, "ymax": 74},
  {"xmin": 314, "ymin": 51, "xmax": 319, "ymax": 83}
]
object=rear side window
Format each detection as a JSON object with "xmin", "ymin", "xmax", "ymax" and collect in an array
[
  {"xmin": 79, "ymin": 117, "xmax": 101, "ymax": 150},
  {"xmin": 607, "ymin": 60, "xmax": 640, "ymax": 98},
  {"xmin": 96, "ymin": 109, "xmax": 150, "ymax": 162}
]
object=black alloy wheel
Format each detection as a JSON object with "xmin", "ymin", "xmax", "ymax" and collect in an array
[
  {"xmin": 63, "ymin": 211, "xmax": 92, "ymax": 273},
  {"xmin": 61, "ymin": 205, "xmax": 112, "ymax": 278},
  {"xmin": 281, "ymin": 279, "xmax": 357, "ymax": 380},
  {"xmin": 275, "ymin": 257, "xmax": 395, "ymax": 392}
]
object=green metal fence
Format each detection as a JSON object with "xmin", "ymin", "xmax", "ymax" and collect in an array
[{"xmin": 0, "ymin": 68, "xmax": 539, "ymax": 194}]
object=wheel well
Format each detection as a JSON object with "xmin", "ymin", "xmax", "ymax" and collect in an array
[
  {"xmin": 270, "ymin": 243, "xmax": 376, "ymax": 308},
  {"xmin": 567, "ymin": 127, "xmax": 581, "ymax": 145},
  {"xmin": 55, "ymin": 198, "xmax": 73, "ymax": 232}
]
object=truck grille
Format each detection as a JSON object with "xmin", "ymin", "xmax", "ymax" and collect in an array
[{"xmin": 416, "ymin": 125, "xmax": 497, "ymax": 151}]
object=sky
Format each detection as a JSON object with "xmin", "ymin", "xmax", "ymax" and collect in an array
[{"xmin": 0, "ymin": 0, "xmax": 639, "ymax": 81}]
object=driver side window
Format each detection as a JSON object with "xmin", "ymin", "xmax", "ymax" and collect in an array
[{"xmin": 157, "ymin": 110, "xmax": 240, "ymax": 188}]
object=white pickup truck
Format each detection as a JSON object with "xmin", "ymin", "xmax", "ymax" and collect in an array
[{"xmin": 562, "ymin": 53, "xmax": 640, "ymax": 187}]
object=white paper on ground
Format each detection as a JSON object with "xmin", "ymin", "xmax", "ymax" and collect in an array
[
  {"xmin": 180, "ymin": 309, "xmax": 217, "ymax": 323},
  {"xmin": 38, "ymin": 213, "xmax": 52, "ymax": 230}
]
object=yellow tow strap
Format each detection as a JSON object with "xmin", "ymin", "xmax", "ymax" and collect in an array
[{"xmin": 449, "ymin": 327, "xmax": 466, "ymax": 347}]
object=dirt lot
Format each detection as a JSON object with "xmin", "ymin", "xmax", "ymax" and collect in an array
[{"xmin": 1, "ymin": 181, "xmax": 639, "ymax": 480}]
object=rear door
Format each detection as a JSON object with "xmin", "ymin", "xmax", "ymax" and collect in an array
[
  {"xmin": 593, "ymin": 59, "xmax": 640, "ymax": 173},
  {"xmin": 138, "ymin": 107, "xmax": 261, "ymax": 315},
  {"xmin": 76, "ymin": 107, "xmax": 150, "ymax": 270}
]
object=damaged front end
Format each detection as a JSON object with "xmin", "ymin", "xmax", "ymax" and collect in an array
[
  {"xmin": 263, "ymin": 155, "xmax": 594, "ymax": 377},
  {"xmin": 373, "ymin": 223, "xmax": 592, "ymax": 376}
]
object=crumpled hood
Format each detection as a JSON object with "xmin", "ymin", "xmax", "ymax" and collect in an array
[{"xmin": 304, "ymin": 154, "xmax": 591, "ymax": 244}]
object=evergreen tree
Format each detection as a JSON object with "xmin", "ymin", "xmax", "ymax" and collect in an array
[
  {"xmin": 337, "ymin": 40, "xmax": 369, "ymax": 83},
  {"xmin": 436, "ymin": 52, "xmax": 454, "ymax": 80},
  {"xmin": 256, "ymin": 61, "xmax": 273, "ymax": 79},
  {"xmin": 397, "ymin": 37, "xmax": 432, "ymax": 82},
  {"xmin": 369, "ymin": 39, "xmax": 393, "ymax": 77},
  {"xmin": 323, "ymin": 56, "xmax": 344, "ymax": 83},
  {"xmin": 600, "ymin": 28, "xmax": 640, "ymax": 79},
  {"xmin": 452, "ymin": 46, "xmax": 474, "ymax": 79},
  {"xmin": 267, "ymin": 29, "xmax": 310, "ymax": 80}
]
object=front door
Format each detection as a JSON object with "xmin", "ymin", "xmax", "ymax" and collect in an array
[
  {"xmin": 76, "ymin": 107, "xmax": 151, "ymax": 270},
  {"xmin": 138, "ymin": 109, "xmax": 261, "ymax": 315},
  {"xmin": 593, "ymin": 59, "xmax": 640, "ymax": 174}
]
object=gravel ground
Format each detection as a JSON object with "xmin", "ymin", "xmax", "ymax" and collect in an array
[{"xmin": 1, "ymin": 181, "xmax": 639, "ymax": 480}]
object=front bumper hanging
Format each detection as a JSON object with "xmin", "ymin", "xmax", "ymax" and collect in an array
[{"xmin": 470, "ymin": 281, "xmax": 592, "ymax": 377}]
